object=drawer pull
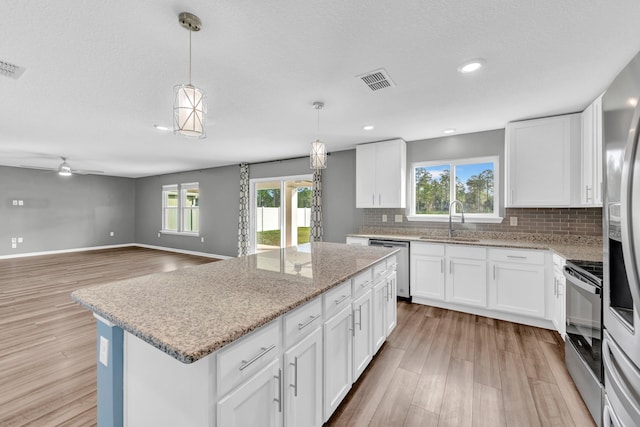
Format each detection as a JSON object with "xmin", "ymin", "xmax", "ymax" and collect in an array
[
  {"xmin": 239, "ymin": 344, "xmax": 276, "ymax": 371},
  {"xmin": 298, "ymin": 314, "xmax": 321, "ymax": 330},
  {"xmin": 360, "ymin": 280, "xmax": 370, "ymax": 288},
  {"xmin": 388, "ymin": 263, "xmax": 398, "ymax": 270},
  {"xmin": 507, "ymin": 255, "xmax": 527, "ymax": 259},
  {"xmin": 335, "ymin": 294, "xmax": 349, "ymax": 305}
]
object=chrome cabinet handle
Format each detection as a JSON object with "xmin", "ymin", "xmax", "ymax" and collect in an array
[
  {"xmin": 274, "ymin": 368, "xmax": 282, "ymax": 412},
  {"xmin": 360, "ymin": 280, "xmax": 370, "ymax": 288},
  {"xmin": 372, "ymin": 194, "xmax": 374, "ymax": 205},
  {"xmin": 335, "ymin": 294, "xmax": 349, "ymax": 305},
  {"xmin": 440, "ymin": 259, "xmax": 444, "ymax": 273},
  {"xmin": 379, "ymin": 194, "xmax": 381, "ymax": 205},
  {"xmin": 289, "ymin": 357, "xmax": 298, "ymax": 397},
  {"xmin": 350, "ymin": 313, "xmax": 354, "ymax": 336},
  {"xmin": 493, "ymin": 265, "xmax": 496, "ymax": 280},
  {"xmin": 239, "ymin": 344, "xmax": 276, "ymax": 371},
  {"xmin": 507, "ymin": 255, "xmax": 527, "ymax": 259},
  {"xmin": 355, "ymin": 305, "xmax": 362, "ymax": 331},
  {"xmin": 585, "ymin": 185, "xmax": 592, "ymax": 202},
  {"xmin": 298, "ymin": 314, "xmax": 321, "ymax": 330},
  {"xmin": 449, "ymin": 260, "xmax": 452, "ymax": 274},
  {"xmin": 554, "ymin": 278, "xmax": 557, "ymax": 296}
]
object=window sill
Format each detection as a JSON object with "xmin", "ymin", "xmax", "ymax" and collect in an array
[
  {"xmin": 406, "ymin": 215, "xmax": 504, "ymax": 224},
  {"xmin": 159, "ymin": 230, "xmax": 200, "ymax": 237}
]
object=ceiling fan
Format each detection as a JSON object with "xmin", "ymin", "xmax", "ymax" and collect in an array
[{"xmin": 21, "ymin": 157, "xmax": 104, "ymax": 176}]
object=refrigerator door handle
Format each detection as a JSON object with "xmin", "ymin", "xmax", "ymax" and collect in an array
[
  {"xmin": 620, "ymin": 105, "xmax": 640, "ymax": 316},
  {"xmin": 603, "ymin": 335, "xmax": 640, "ymax": 416}
]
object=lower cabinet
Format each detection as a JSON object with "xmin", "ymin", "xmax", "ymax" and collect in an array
[
  {"xmin": 352, "ymin": 290, "xmax": 373, "ymax": 381},
  {"xmin": 372, "ymin": 279, "xmax": 387, "ymax": 354},
  {"xmin": 284, "ymin": 327, "xmax": 323, "ymax": 427},
  {"xmin": 218, "ymin": 359, "xmax": 284, "ymax": 427},
  {"xmin": 446, "ymin": 257, "xmax": 487, "ymax": 308},
  {"xmin": 552, "ymin": 254, "xmax": 567, "ymax": 339},
  {"xmin": 323, "ymin": 304, "xmax": 353, "ymax": 421},
  {"xmin": 385, "ymin": 271, "xmax": 398, "ymax": 335}
]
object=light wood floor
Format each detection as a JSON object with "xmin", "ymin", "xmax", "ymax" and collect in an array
[
  {"xmin": 326, "ymin": 302, "xmax": 596, "ymax": 427},
  {"xmin": 1, "ymin": 248, "xmax": 595, "ymax": 427},
  {"xmin": 0, "ymin": 247, "xmax": 218, "ymax": 427}
]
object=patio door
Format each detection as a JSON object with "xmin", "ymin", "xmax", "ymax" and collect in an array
[{"xmin": 250, "ymin": 175, "xmax": 313, "ymax": 253}]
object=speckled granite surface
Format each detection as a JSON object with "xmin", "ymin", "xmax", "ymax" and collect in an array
[
  {"xmin": 349, "ymin": 230, "xmax": 603, "ymax": 262},
  {"xmin": 71, "ymin": 242, "xmax": 396, "ymax": 364}
]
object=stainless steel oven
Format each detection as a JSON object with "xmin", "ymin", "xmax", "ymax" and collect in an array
[{"xmin": 564, "ymin": 260, "xmax": 603, "ymax": 426}]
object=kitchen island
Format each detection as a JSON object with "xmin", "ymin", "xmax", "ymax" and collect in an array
[{"xmin": 72, "ymin": 242, "xmax": 398, "ymax": 427}]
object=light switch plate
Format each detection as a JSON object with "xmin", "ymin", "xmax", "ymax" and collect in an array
[
  {"xmin": 110, "ymin": 231, "xmax": 114, "ymax": 237},
  {"xmin": 99, "ymin": 336, "xmax": 109, "ymax": 367},
  {"xmin": 510, "ymin": 217, "xmax": 518, "ymax": 226},
  {"xmin": 18, "ymin": 200, "xmax": 23, "ymax": 206},
  {"xmin": 17, "ymin": 237, "xmax": 23, "ymax": 243},
  {"xmin": 382, "ymin": 214, "xmax": 387, "ymax": 222},
  {"xmin": 11, "ymin": 237, "xmax": 17, "ymax": 243},
  {"xmin": 395, "ymin": 215, "xmax": 403, "ymax": 223},
  {"xmin": 12, "ymin": 200, "xmax": 17, "ymax": 206}
]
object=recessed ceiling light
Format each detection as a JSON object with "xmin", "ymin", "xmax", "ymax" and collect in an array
[
  {"xmin": 154, "ymin": 124, "xmax": 170, "ymax": 131},
  {"xmin": 443, "ymin": 129, "xmax": 456, "ymax": 134},
  {"xmin": 627, "ymin": 97, "xmax": 638, "ymax": 107},
  {"xmin": 363, "ymin": 125, "xmax": 374, "ymax": 131},
  {"xmin": 457, "ymin": 59, "xmax": 485, "ymax": 74}
]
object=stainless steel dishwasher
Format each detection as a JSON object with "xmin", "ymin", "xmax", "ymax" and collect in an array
[{"xmin": 368, "ymin": 239, "xmax": 410, "ymax": 299}]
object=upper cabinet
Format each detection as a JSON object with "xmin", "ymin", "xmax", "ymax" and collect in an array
[
  {"xmin": 356, "ymin": 139, "xmax": 406, "ymax": 208},
  {"xmin": 506, "ymin": 114, "xmax": 580, "ymax": 207},
  {"xmin": 580, "ymin": 95, "xmax": 603, "ymax": 206}
]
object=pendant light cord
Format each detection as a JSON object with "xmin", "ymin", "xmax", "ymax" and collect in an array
[
  {"xmin": 316, "ymin": 107, "xmax": 320, "ymax": 140},
  {"xmin": 189, "ymin": 28, "xmax": 192, "ymax": 85}
]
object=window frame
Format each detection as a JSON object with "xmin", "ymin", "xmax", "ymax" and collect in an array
[
  {"xmin": 161, "ymin": 182, "xmax": 200, "ymax": 236},
  {"xmin": 407, "ymin": 156, "xmax": 502, "ymax": 223}
]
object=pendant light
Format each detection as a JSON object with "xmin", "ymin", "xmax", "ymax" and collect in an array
[
  {"xmin": 310, "ymin": 101, "xmax": 327, "ymax": 170},
  {"xmin": 173, "ymin": 12, "xmax": 207, "ymax": 139}
]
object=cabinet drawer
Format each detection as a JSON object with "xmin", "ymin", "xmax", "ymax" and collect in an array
[
  {"xmin": 447, "ymin": 245, "xmax": 486, "ymax": 260},
  {"xmin": 372, "ymin": 261, "xmax": 388, "ymax": 283},
  {"xmin": 324, "ymin": 280, "xmax": 352, "ymax": 319},
  {"xmin": 411, "ymin": 242, "xmax": 445, "ymax": 257},
  {"xmin": 386, "ymin": 255, "xmax": 398, "ymax": 274},
  {"xmin": 217, "ymin": 319, "xmax": 281, "ymax": 397},
  {"xmin": 284, "ymin": 297, "xmax": 323, "ymax": 348},
  {"xmin": 552, "ymin": 253, "xmax": 566, "ymax": 272},
  {"xmin": 352, "ymin": 269, "xmax": 373, "ymax": 298},
  {"xmin": 489, "ymin": 248, "xmax": 545, "ymax": 265}
]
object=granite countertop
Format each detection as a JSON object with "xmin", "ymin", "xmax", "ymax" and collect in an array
[
  {"xmin": 349, "ymin": 230, "xmax": 603, "ymax": 262},
  {"xmin": 71, "ymin": 242, "xmax": 397, "ymax": 364}
]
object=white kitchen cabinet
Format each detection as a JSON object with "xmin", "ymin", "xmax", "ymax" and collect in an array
[
  {"xmin": 323, "ymin": 304, "xmax": 353, "ymax": 421},
  {"xmin": 488, "ymin": 249, "xmax": 546, "ymax": 319},
  {"xmin": 371, "ymin": 279, "xmax": 387, "ymax": 354},
  {"xmin": 218, "ymin": 359, "xmax": 283, "ymax": 427},
  {"xmin": 284, "ymin": 327, "xmax": 323, "ymax": 427},
  {"xmin": 505, "ymin": 114, "xmax": 580, "ymax": 207},
  {"xmin": 445, "ymin": 246, "xmax": 487, "ymax": 308},
  {"xmin": 356, "ymin": 139, "xmax": 406, "ymax": 208},
  {"xmin": 385, "ymin": 271, "xmax": 398, "ymax": 336},
  {"xmin": 580, "ymin": 95, "xmax": 603, "ymax": 206},
  {"xmin": 352, "ymin": 290, "xmax": 373, "ymax": 381},
  {"xmin": 410, "ymin": 242, "xmax": 446, "ymax": 301},
  {"xmin": 552, "ymin": 254, "xmax": 566, "ymax": 339}
]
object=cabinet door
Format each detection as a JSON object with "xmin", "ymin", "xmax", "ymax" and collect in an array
[
  {"xmin": 506, "ymin": 115, "xmax": 575, "ymax": 207},
  {"xmin": 355, "ymin": 144, "xmax": 376, "ymax": 208},
  {"xmin": 372, "ymin": 280, "xmax": 387, "ymax": 354},
  {"xmin": 385, "ymin": 272, "xmax": 398, "ymax": 336},
  {"xmin": 352, "ymin": 291, "xmax": 373, "ymax": 381},
  {"xmin": 552, "ymin": 274, "xmax": 566, "ymax": 339},
  {"xmin": 581, "ymin": 102, "xmax": 596, "ymax": 205},
  {"xmin": 374, "ymin": 140, "xmax": 406, "ymax": 208},
  {"xmin": 411, "ymin": 254, "xmax": 445, "ymax": 300},
  {"xmin": 323, "ymin": 305, "xmax": 352, "ymax": 421},
  {"xmin": 218, "ymin": 359, "xmax": 283, "ymax": 427},
  {"xmin": 446, "ymin": 258, "xmax": 487, "ymax": 307},
  {"xmin": 489, "ymin": 262, "xmax": 546, "ymax": 318},
  {"xmin": 284, "ymin": 328, "xmax": 323, "ymax": 427}
]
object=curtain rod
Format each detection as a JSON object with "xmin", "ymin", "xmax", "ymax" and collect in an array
[{"xmin": 240, "ymin": 152, "xmax": 331, "ymax": 167}]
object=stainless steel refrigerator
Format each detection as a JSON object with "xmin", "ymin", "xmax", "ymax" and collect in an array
[{"xmin": 602, "ymin": 51, "xmax": 640, "ymax": 427}]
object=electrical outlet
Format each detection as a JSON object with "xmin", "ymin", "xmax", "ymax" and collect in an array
[
  {"xmin": 18, "ymin": 200, "xmax": 23, "ymax": 206},
  {"xmin": 99, "ymin": 336, "xmax": 109, "ymax": 367},
  {"xmin": 157, "ymin": 232, "xmax": 161, "ymax": 238},
  {"xmin": 110, "ymin": 231, "xmax": 114, "ymax": 237},
  {"xmin": 395, "ymin": 215, "xmax": 403, "ymax": 223},
  {"xmin": 11, "ymin": 243, "xmax": 17, "ymax": 249},
  {"xmin": 12, "ymin": 200, "xmax": 18, "ymax": 206},
  {"xmin": 382, "ymin": 214, "xmax": 387, "ymax": 222},
  {"xmin": 17, "ymin": 237, "xmax": 23, "ymax": 243},
  {"xmin": 510, "ymin": 217, "xmax": 518, "ymax": 226},
  {"xmin": 11, "ymin": 237, "xmax": 17, "ymax": 243},
  {"xmin": 201, "ymin": 237, "xmax": 205, "ymax": 243}
]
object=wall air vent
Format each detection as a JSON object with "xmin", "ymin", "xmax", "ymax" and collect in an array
[
  {"xmin": 0, "ymin": 60, "xmax": 26, "ymax": 80},
  {"xmin": 356, "ymin": 68, "xmax": 396, "ymax": 92}
]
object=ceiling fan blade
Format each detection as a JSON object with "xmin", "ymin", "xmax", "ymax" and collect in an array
[
  {"xmin": 19, "ymin": 165, "xmax": 58, "ymax": 171},
  {"xmin": 73, "ymin": 169, "xmax": 105, "ymax": 175}
]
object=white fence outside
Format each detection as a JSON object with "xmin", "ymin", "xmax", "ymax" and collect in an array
[{"xmin": 256, "ymin": 207, "xmax": 311, "ymax": 232}]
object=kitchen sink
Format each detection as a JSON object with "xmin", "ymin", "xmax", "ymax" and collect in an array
[{"xmin": 419, "ymin": 236, "xmax": 480, "ymax": 243}]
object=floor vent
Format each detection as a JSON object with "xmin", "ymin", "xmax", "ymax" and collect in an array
[
  {"xmin": 0, "ymin": 60, "xmax": 26, "ymax": 80},
  {"xmin": 356, "ymin": 68, "xmax": 396, "ymax": 92}
]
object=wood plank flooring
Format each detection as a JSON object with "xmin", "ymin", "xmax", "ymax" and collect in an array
[
  {"xmin": 327, "ymin": 302, "xmax": 596, "ymax": 427},
  {"xmin": 0, "ymin": 247, "xmax": 218, "ymax": 427},
  {"xmin": 1, "ymin": 248, "xmax": 595, "ymax": 426}
]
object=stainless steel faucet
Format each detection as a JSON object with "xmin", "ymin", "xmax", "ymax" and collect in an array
[{"xmin": 448, "ymin": 200, "xmax": 465, "ymax": 238}]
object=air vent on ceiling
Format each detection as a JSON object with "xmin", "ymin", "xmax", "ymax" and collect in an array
[
  {"xmin": 0, "ymin": 60, "xmax": 26, "ymax": 80},
  {"xmin": 356, "ymin": 68, "xmax": 396, "ymax": 92}
]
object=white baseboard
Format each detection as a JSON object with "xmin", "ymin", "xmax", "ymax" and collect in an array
[{"xmin": 0, "ymin": 243, "xmax": 233, "ymax": 260}]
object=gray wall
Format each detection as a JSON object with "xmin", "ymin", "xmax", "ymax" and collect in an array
[
  {"xmin": 134, "ymin": 165, "xmax": 240, "ymax": 258},
  {"xmin": 0, "ymin": 166, "xmax": 135, "ymax": 256},
  {"xmin": 406, "ymin": 129, "xmax": 506, "ymax": 215}
]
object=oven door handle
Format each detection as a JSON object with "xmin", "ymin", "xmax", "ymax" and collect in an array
[{"xmin": 563, "ymin": 271, "xmax": 600, "ymax": 295}]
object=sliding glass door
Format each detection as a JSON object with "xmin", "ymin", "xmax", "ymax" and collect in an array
[{"xmin": 250, "ymin": 175, "xmax": 312, "ymax": 253}]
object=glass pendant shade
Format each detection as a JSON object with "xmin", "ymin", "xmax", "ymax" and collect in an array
[
  {"xmin": 310, "ymin": 139, "xmax": 327, "ymax": 169},
  {"xmin": 58, "ymin": 161, "xmax": 72, "ymax": 176},
  {"xmin": 173, "ymin": 84, "xmax": 207, "ymax": 138}
]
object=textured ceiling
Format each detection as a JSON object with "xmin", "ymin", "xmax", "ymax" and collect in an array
[{"xmin": 2, "ymin": 0, "xmax": 640, "ymax": 177}]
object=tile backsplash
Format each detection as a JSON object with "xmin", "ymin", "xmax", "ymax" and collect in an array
[{"xmin": 361, "ymin": 207, "xmax": 603, "ymax": 237}]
